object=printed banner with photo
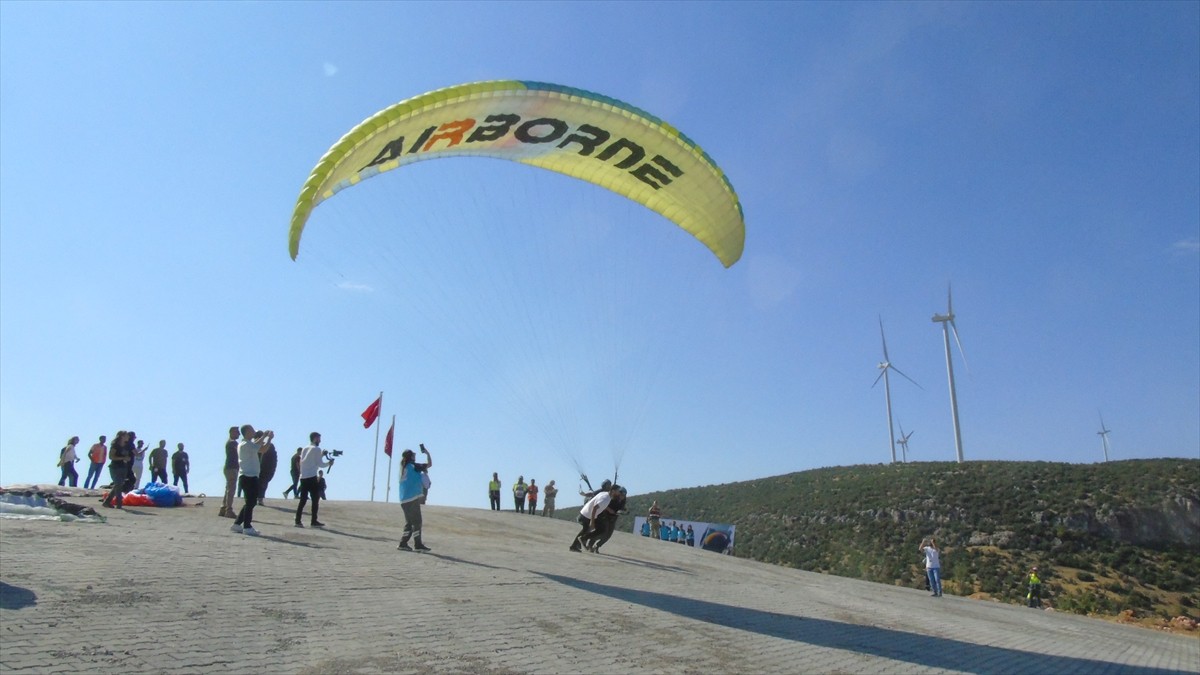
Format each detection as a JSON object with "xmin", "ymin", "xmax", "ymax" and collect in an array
[{"xmin": 632, "ymin": 516, "xmax": 736, "ymax": 554}]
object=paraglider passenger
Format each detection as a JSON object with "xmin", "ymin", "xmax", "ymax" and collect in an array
[
  {"xmin": 570, "ymin": 484, "xmax": 615, "ymax": 552},
  {"xmin": 582, "ymin": 485, "xmax": 626, "ymax": 553}
]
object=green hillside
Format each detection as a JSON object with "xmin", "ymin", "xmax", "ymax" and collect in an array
[{"xmin": 616, "ymin": 459, "xmax": 1199, "ymax": 627}]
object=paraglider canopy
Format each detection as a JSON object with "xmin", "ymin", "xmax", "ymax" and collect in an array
[{"xmin": 289, "ymin": 80, "xmax": 745, "ymax": 268}]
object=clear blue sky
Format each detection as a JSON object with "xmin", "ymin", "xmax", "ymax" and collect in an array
[{"xmin": 2, "ymin": 2, "xmax": 1197, "ymax": 510}]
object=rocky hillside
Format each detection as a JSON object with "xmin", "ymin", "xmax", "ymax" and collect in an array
[{"xmin": 622, "ymin": 459, "xmax": 1199, "ymax": 628}]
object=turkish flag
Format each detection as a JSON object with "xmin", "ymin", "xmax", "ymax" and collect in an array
[
  {"xmin": 361, "ymin": 395, "xmax": 382, "ymax": 429},
  {"xmin": 384, "ymin": 420, "xmax": 395, "ymax": 457}
]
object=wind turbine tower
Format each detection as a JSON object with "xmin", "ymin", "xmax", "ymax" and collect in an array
[
  {"xmin": 931, "ymin": 285, "xmax": 968, "ymax": 463},
  {"xmin": 874, "ymin": 317, "xmax": 921, "ymax": 463},
  {"xmin": 1097, "ymin": 413, "xmax": 1112, "ymax": 463},
  {"xmin": 897, "ymin": 424, "xmax": 914, "ymax": 463}
]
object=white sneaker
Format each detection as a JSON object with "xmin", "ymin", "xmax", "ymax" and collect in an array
[
  {"xmin": 230, "ymin": 524, "xmax": 243, "ymax": 533},
  {"xmin": 243, "ymin": 527, "xmax": 260, "ymax": 537}
]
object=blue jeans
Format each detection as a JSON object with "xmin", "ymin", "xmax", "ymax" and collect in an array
[
  {"xmin": 84, "ymin": 462, "xmax": 104, "ymax": 489},
  {"xmin": 926, "ymin": 567, "xmax": 942, "ymax": 595}
]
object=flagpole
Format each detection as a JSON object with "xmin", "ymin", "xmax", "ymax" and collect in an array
[
  {"xmin": 385, "ymin": 414, "xmax": 395, "ymax": 503},
  {"xmin": 369, "ymin": 390, "xmax": 382, "ymax": 502}
]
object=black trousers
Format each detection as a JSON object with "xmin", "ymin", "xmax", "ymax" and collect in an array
[
  {"xmin": 234, "ymin": 475, "xmax": 260, "ymax": 528},
  {"xmin": 172, "ymin": 472, "xmax": 189, "ymax": 493},
  {"xmin": 489, "ymin": 491, "xmax": 500, "ymax": 510},
  {"xmin": 295, "ymin": 476, "xmax": 321, "ymax": 524}
]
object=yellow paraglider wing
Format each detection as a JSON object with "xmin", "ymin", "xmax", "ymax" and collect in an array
[{"xmin": 289, "ymin": 80, "xmax": 745, "ymax": 267}]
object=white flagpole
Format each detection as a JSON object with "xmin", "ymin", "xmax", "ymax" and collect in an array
[
  {"xmin": 369, "ymin": 391, "xmax": 382, "ymax": 502},
  {"xmin": 385, "ymin": 414, "xmax": 395, "ymax": 503}
]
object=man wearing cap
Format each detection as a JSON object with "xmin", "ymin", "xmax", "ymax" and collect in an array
[{"xmin": 397, "ymin": 444, "xmax": 433, "ymax": 551}]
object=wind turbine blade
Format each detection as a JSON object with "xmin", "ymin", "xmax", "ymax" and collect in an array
[
  {"xmin": 890, "ymin": 364, "xmax": 923, "ymax": 389},
  {"xmin": 878, "ymin": 316, "xmax": 890, "ymax": 361},
  {"xmin": 872, "ymin": 369, "xmax": 886, "ymax": 388},
  {"xmin": 950, "ymin": 320, "xmax": 969, "ymax": 372},
  {"xmin": 904, "ymin": 430, "xmax": 914, "ymax": 441},
  {"xmin": 947, "ymin": 283, "xmax": 954, "ymax": 316}
]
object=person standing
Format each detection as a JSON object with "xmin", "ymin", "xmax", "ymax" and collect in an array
[
  {"xmin": 257, "ymin": 435, "xmax": 278, "ymax": 505},
  {"xmin": 295, "ymin": 432, "xmax": 332, "ymax": 528},
  {"xmin": 648, "ymin": 500, "xmax": 662, "ymax": 540},
  {"xmin": 1027, "ymin": 566, "xmax": 1042, "ymax": 608},
  {"xmin": 101, "ymin": 431, "xmax": 132, "ymax": 509},
  {"xmin": 171, "ymin": 442, "xmax": 190, "ymax": 493},
  {"xmin": 512, "ymin": 476, "xmax": 527, "ymax": 513},
  {"xmin": 282, "ymin": 448, "xmax": 301, "ymax": 498},
  {"xmin": 148, "ymin": 440, "xmax": 169, "ymax": 485},
  {"xmin": 920, "ymin": 537, "xmax": 942, "ymax": 597},
  {"xmin": 57, "ymin": 436, "xmax": 80, "ymax": 487},
  {"xmin": 526, "ymin": 479, "xmax": 538, "ymax": 515},
  {"xmin": 488, "ymin": 472, "xmax": 501, "ymax": 511},
  {"xmin": 231, "ymin": 425, "xmax": 272, "ymax": 536},
  {"xmin": 396, "ymin": 444, "xmax": 433, "ymax": 551},
  {"xmin": 542, "ymin": 480, "xmax": 558, "ymax": 517},
  {"xmin": 131, "ymin": 439, "xmax": 147, "ymax": 489},
  {"xmin": 570, "ymin": 484, "xmax": 614, "ymax": 552},
  {"xmin": 220, "ymin": 426, "xmax": 239, "ymax": 518},
  {"xmin": 84, "ymin": 435, "xmax": 107, "ymax": 490}
]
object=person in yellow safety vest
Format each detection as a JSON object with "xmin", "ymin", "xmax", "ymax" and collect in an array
[
  {"xmin": 488, "ymin": 472, "xmax": 501, "ymax": 511},
  {"xmin": 512, "ymin": 476, "xmax": 528, "ymax": 513},
  {"xmin": 1026, "ymin": 567, "xmax": 1042, "ymax": 608}
]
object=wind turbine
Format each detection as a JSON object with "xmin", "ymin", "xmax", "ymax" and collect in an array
[
  {"xmin": 931, "ymin": 284, "xmax": 968, "ymax": 463},
  {"xmin": 897, "ymin": 423, "xmax": 914, "ymax": 463},
  {"xmin": 873, "ymin": 316, "xmax": 921, "ymax": 463},
  {"xmin": 1097, "ymin": 413, "xmax": 1112, "ymax": 462}
]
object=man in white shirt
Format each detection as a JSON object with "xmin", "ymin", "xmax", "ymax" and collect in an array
[
  {"xmin": 231, "ymin": 425, "xmax": 272, "ymax": 537},
  {"xmin": 295, "ymin": 432, "xmax": 333, "ymax": 528},
  {"xmin": 569, "ymin": 485, "xmax": 616, "ymax": 552}
]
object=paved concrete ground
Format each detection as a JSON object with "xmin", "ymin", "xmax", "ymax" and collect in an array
[{"xmin": 1, "ymin": 486, "xmax": 1197, "ymax": 674}]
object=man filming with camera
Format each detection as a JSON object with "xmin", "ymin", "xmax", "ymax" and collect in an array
[{"xmin": 295, "ymin": 431, "xmax": 334, "ymax": 528}]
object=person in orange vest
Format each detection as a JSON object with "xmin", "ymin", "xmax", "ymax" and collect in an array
[
  {"xmin": 84, "ymin": 435, "xmax": 107, "ymax": 490},
  {"xmin": 526, "ymin": 479, "xmax": 539, "ymax": 515}
]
